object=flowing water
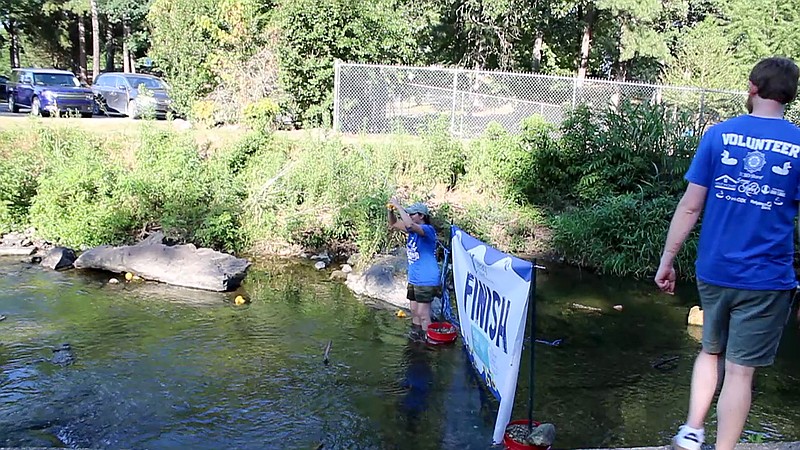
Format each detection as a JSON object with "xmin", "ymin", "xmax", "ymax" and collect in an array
[{"xmin": 1, "ymin": 256, "xmax": 799, "ymax": 449}]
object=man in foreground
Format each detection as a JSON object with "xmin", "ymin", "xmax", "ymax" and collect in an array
[{"xmin": 655, "ymin": 57, "xmax": 800, "ymax": 450}]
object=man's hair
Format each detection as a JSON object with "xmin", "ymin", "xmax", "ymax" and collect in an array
[{"xmin": 749, "ymin": 57, "xmax": 799, "ymax": 105}]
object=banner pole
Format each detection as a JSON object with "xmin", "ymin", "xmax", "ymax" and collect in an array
[{"xmin": 527, "ymin": 258, "xmax": 537, "ymax": 434}]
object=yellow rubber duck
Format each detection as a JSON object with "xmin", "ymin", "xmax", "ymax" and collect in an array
[
  {"xmin": 234, "ymin": 295, "xmax": 247, "ymax": 305},
  {"xmin": 395, "ymin": 310, "xmax": 407, "ymax": 318},
  {"xmin": 125, "ymin": 272, "xmax": 134, "ymax": 281}
]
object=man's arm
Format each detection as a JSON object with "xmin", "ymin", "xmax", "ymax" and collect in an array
[{"xmin": 655, "ymin": 183, "xmax": 708, "ymax": 293}]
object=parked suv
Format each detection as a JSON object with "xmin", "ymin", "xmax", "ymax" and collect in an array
[
  {"xmin": 7, "ymin": 68, "xmax": 94, "ymax": 117},
  {"xmin": 92, "ymin": 72, "xmax": 173, "ymax": 119}
]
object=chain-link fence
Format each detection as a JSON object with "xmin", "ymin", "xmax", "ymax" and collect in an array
[{"xmin": 333, "ymin": 61, "xmax": 748, "ymax": 138}]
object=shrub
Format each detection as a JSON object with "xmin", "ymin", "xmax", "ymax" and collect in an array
[
  {"xmin": 242, "ymin": 98, "xmax": 281, "ymax": 132},
  {"xmin": 550, "ymin": 193, "xmax": 698, "ymax": 278},
  {"xmin": 527, "ymin": 102, "xmax": 700, "ymax": 209},
  {"xmin": 28, "ymin": 129, "xmax": 135, "ymax": 248},
  {"xmin": 0, "ymin": 137, "xmax": 40, "ymax": 234}
]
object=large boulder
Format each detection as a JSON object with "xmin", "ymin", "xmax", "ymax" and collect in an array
[
  {"xmin": 345, "ymin": 252, "xmax": 409, "ymax": 309},
  {"xmin": 74, "ymin": 234, "xmax": 251, "ymax": 292}
]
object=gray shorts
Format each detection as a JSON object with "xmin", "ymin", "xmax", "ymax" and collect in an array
[{"xmin": 698, "ymin": 280, "xmax": 794, "ymax": 367}]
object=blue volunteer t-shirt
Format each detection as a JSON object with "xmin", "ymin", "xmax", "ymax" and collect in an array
[
  {"xmin": 406, "ymin": 224, "xmax": 441, "ymax": 286},
  {"xmin": 685, "ymin": 114, "xmax": 800, "ymax": 290}
]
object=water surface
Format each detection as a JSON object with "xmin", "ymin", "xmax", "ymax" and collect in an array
[{"xmin": 1, "ymin": 257, "xmax": 798, "ymax": 449}]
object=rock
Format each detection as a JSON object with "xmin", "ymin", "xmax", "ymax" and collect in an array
[
  {"xmin": 74, "ymin": 241, "xmax": 251, "ymax": 292},
  {"xmin": 329, "ymin": 270, "xmax": 348, "ymax": 281},
  {"xmin": 40, "ymin": 247, "xmax": 77, "ymax": 271},
  {"xmin": 344, "ymin": 252, "xmax": 409, "ymax": 309},
  {"xmin": 346, "ymin": 253, "xmax": 361, "ymax": 266},
  {"xmin": 341, "ymin": 264, "xmax": 353, "ymax": 274},
  {"xmin": 1, "ymin": 231, "xmax": 27, "ymax": 247},
  {"xmin": 108, "ymin": 278, "xmax": 120, "ymax": 284},
  {"xmin": 139, "ymin": 231, "xmax": 172, "ymax": 246},
  {"xmin": 26, "ymin": 255, "xmax": 43, "ymax": 264},
  {"xmin": 688, "ymin": 305, "xmax": 703, "ymax": 326},
  {"xmin": 311, "ymin": 252, "xmax": 330, "ymax": 262},
  {"xmin": 314, "ymin": 261, "xmax": 327, "ymax": 270},
  {"xmin": 0, "ymin": 247, "xmax": 36, "ymax": 256},
  {"xmin": 51, "ymin": 343, "xmax": 75, "ymax": 367},
  {"xmin": 527, "ymin": 423, "xmax": 556, "ymax": 447}
]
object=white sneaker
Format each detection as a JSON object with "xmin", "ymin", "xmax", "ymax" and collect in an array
[{"xmin": 672, "ymin": 425, "xmax": 704, "ymax": 450}]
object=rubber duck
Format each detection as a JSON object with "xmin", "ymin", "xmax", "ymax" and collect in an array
[
  {"xmin": 396, "ymin": 310, "xmax": 407, "ymax": 318},
  {"xmin": 125, "ymin": 272, "xmax": 134, "ymax": 281},
  {"xmin": 234, "ymin": 295, "xmax": 247, "ymax": 305}
]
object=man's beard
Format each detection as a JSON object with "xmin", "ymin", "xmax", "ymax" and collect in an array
[{"xmin": 746, "ymin": 95, "xmax": 754, "ymax": 113}]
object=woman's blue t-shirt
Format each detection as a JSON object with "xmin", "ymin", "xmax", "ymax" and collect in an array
[{"xmin": 406, "ymin": 224, "xmax": 441, "ymax": 286}]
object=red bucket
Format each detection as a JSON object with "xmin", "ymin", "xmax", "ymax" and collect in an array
[
  {"xmin": 503, "ymin": 419, "xmax": 551, "ymax": 450},
  {"xmin": 426, "ymin": 322, "xmax": 457, "ymax": 344}
]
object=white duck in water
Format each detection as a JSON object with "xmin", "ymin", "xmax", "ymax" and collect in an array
[
  {"xmin": 772, "ymin": 161, "xmax": 791, "ymax": 176},
  {"xmin": 721, "ymin": 150, "xmax": 738, "ymax": 165}
]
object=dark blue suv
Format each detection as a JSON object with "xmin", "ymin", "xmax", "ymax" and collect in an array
[{"xmin": 7, "ymin": 68, "xmax": 95, "ymax": 117}]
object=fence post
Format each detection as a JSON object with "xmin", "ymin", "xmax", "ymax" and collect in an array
[
  {"xmin": 699, "ymin": 89, "xmax": 706, "ymax": 124},
  {"xmin": 571, "ymin": 77, "xmax": 578, "ymax": 109},
  {"xmin": 333, "ymin": 60, "xmax": 341, "ymax": 132},
  {"xmin": 450, "ymin": 69, "xmax": 459, "ymax": 135}
]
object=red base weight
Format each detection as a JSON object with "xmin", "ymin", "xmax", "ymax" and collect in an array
[
  {"xmin": 426, "ymin": 322, "xmax": 457, "ymax": 344},
  {"xmin": 503, "ymin": 419, "xmax": 551, "ymax": 450}
]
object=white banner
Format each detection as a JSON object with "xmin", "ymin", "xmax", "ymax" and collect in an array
[{"xmin": 450, "ymin": 225, "xmax": 533, "ymax": 444}]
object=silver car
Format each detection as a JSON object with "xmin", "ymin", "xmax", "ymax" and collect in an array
[{"xmin": 92, "ymin": 72, "xmax": 173, "ymax": 119}]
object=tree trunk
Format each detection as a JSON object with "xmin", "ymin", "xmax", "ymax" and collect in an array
[
  {"xmin": 122, "ymin": 19, "xmax": 131, "ymax": 73},
  {"xmin": 532, "ymin": 29, "xmax": 544, "ymax": 72},
  {"xmin": 77, "ymin": 15, "xmax": 88, "ymax": 83},
  {"xmin": 6, "ymin": 21, "xmax": 21, "ymax": 68},
  {"xmin": 91, "ymin": 0, "xmax": 101, "ymax": 80},
  {"xmin": 105, "ymin": 22, "xmax": 115, "ymax": 72},
  {"xmin": 577, "ymin": 2, "xmax": 596, "ymax": 80}
]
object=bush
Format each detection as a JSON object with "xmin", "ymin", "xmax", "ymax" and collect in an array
[
  {"xmin": 550, "ymin": 193, "xmax": 698, "ymax": 278},
  {"xmin": 28, "ymin": 129, "xmax": 135, "ymax": 248},
  {"xmin": 527, "ymin": 102, "xmax": 700, "ymax": 209},
  {"xmin": 0, "ymin": 138, "xmax": 40, "ymax": 234},
  {"xmin": 242, "ymin": 98, "xmax": 281, "ymax": 132}
]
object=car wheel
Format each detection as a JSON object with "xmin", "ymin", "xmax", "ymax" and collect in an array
[
  {"xmin": 9, "ymin": 96, "xmax": 19, "ymax": 113},
  {"xmin": 31, "ymin": 97, "xmax": 41, "ymax": 116},
  {"xmin": 128, "ymin": 100, "xmax": 139, "ymax": 119}
]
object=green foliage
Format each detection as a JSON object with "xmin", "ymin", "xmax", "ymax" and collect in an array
[
  {"xmin": 0, "ymin": 141, "xmax": 39, "ymax": 234},
  {"xmin": 462, "ymin": 116, "xmax": 554, "ymax": 203},
  {"xmin": 527, "ymin": 101, "xmax": 699, "ymax": 208},
  {"xmin": 550, "ymin": 193, "xmax": 698, "ymax": 277},
  {"xmin": 28, "ymin": 128, "xmax": 135, "ymax": 248},
  {"xmin": 242, "ymin": 98, "xmax": 281, "ymax": 132},
  {"xmin": 147, "ymin": 0, "xmax": 218, "ymax": 113},
  {"xmin": 787, "ymin": 103, "xmax": 800, "ymax": 126},
  {"xmin": 119, "ymin": 127, "xmax": 244, "ymax": 252},
  {"xmin": 275, "ymin": 0, "xmax": 423, "ymax": 125}
]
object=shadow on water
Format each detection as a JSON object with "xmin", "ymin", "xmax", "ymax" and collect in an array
[{"xmin": 0, "ymin": 257, "xmax": 798, "ymax": 449}]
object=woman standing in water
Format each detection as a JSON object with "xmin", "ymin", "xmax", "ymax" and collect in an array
[{"xmin": 388, "ymin": 197, "xmax": 441, "ymax": 340}]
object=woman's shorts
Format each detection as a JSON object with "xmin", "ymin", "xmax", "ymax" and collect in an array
[{"xmin": 407, "ymin": 283, "xmax": 440, "ymax": 304}]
